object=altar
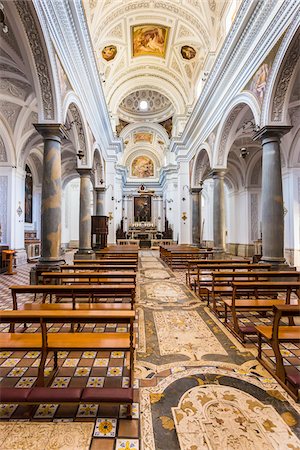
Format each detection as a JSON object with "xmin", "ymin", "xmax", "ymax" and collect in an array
[{"xmin": 128, "ymin": 222, "xmax": 157, "ymax": 240}]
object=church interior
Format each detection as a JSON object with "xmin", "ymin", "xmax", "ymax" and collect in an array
[{"xmin": 0, "ymin": 0, "xmax": 300, "ymax": 448}]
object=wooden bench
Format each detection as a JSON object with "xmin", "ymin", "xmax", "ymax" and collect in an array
[
  {"xmin": 42, "ymin": 271, "xmax": 136, "ymax": 286},
  {"xmin": 0, "ymin": 309, "xmax": 135, "ymax": 416},
  {"xmin": 74, "ymin": 258, "xmax": 138, "ymax": 265},
  {"xmin": 209, "ymin": 270, "xmax": 300, "ymax": 313},
  {"xmin": 94, "ymin": 252, "xmax": 138, "ymax": 260},
  {"xmin": 222, "ymin": 281, "xmax": 300, "ymax": 342},
  {"xmin": 256, "ymin": 305, "xmax": 300, "ymax": 401},
  {"xmin": 61, "ymin": 264, "xmax": 137, "ymax": 272},
  {"xmin": 186, "ymin": 259, "xmax": 251, "ymax": 287},
  {"xmin": 194, "ymin": 263, "xmax": 271, "ymax": 297},
  {"xmin": 10, "ymin": 284, "xmax": 136, "ymax": 312},
  {"xmin": 161, "ymin": 247, "xmax": 214, "ymax": 270}
]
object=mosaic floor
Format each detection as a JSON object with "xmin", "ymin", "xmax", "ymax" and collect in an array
[{"xmin": 0, "ymin": 250, "xmax": 300, "ymax": 449}]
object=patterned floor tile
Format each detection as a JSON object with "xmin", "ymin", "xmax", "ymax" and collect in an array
[
  {"xmin": 76, "ymin": 403, "xmax": 98, "ymax": 417},
  {"xmin": 86, "ymin": 377, "xmax": 105, "ymax": 387},
  {"xmin": 82, "ymin": 351, "xmax": 97, "ymax": 359},
  {"xmin": 111, "ymin": 351, "xmax": 125, "ymax": 358},
  {"xmin": 15, "ymin": 377, "xmax": 37, "ymax": 388},
  {"xmin": 7, "ymin": 367, "xmax": 28, "ymax": 377},
  {"xmin": 74, "ymin": 367, "xmax": 91, "ymax": 377},
  {"xmin": 93, "ymin": 358, "xmax": 109, "ymax": 367},
  {"xmin": 93, "ymin": 418, "xmax": 117, "ymax": 437},
  {"xmin": 34, "ymin": 404, "xmax": 58, "ymax": 418},
  {"xmin": 1, "ymin": 358, "xmax": 20, "ymax": 367},
  {"xmin": 115, "ymin": 438, "xmax": 139, "ymax": 449},
  {"xmin": 107, "ymin": 367, "xmax": 123, "ymax": 377},
  {"xmin": 51, "ymin": 377, "xmax": 71, "ymax": 388},
  {"xmin": 0, "ymin": 404, "xmax": 18, "ymax": 418},
  {"xmin": 62, "ymin": 358, "xmax": 79, "ymax": 367}
]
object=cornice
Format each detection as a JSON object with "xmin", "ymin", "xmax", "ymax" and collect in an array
[
  {"xmin": 171, "ymin": 0, "xmax": 298, "ymax": 162},
  {"xmin": 34, "ymin": 0, "xmax": 122, "ymax": 160}
]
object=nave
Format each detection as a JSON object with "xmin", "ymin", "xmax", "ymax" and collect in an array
[{"xmin": 0, "ymin": 250, "xmax": 299, "ymax": 449}]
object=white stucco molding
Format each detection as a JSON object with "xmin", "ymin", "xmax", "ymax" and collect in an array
[
  {"xmin": 261, "ymin": 12, "xmax": 300, "ymax": 126},
  {"xmin": 212, "ymin": 92, "xmax": 261, "ymax": 168}
]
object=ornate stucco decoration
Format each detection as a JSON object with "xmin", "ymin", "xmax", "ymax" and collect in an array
[
  {"xmin": 217, "ymin": 105, "xmax": 244, "ymax": 165},
  {"xmin": 15, "ymin": 0, "xmax": 54, "ymax": 119},
  {"xmin": 272, "ymin": 33, "xmax": 300, "ymax": 122},
  {"xmin": 69, "ymin": 103, "xmax": 87, "ymax": 165}
]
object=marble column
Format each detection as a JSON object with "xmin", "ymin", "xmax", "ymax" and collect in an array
[
  {"xmin": 212, "ymin": 170, "xmax": 226, "ymax": 253},
  {"xmin": 95, "ymin": 187, "xmax": 105, "ymax": 215},
  {"xmin": 75, "ymin": 168, "xmax": 94, "ymax": 258},
  {"xmin": 253, "ymin": 126, "xmax": 292, "ymax": 266},
  {"xmin": 34, "ymin": 124, "xmax": 65, "ymax": 266},
  {"xmin": 191, "ymin": 186, "xmax": 203, "ymax": 246}
]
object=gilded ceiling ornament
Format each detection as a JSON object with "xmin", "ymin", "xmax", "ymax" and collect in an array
[
  {"xmin": 181, "ymin": 45, "xmax": 196, "ymax": 60},
  {"xmin": 102, "ymin": 45, "xmax": 117, "ymax": 61}
]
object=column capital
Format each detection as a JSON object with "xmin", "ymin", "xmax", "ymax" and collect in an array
[
  {"xmin": 94, "ymin": 186, "xmax": 106, "ymax": 193},
  {"xmin": 190, "ymin": 187, "xmax": 203, "ymax": 194},
  {"xmin": 253, "ymin": 125, "xmax": 292, "ymax": 142},
  {"xmin": 34, "ymin": 123, "xmax": 67, "ymax": 142},
  {"xmin": 210, "ymin": 169, "xmax": 226, "ymax": 179},
  {"xmin": 77, "ymin": 168, "xmax": 92, "ymax": 177}
]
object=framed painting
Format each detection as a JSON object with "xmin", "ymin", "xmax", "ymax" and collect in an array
[
  {"xmin": 132, "ymin": 24, "xmax": 169, "ymax": 58},
  {"xmin": 134, "ymin": 196, "xmax": 151, "ymax": 222},
  {"xmin": 25, "ymin": 165, "xmax": 32, "ymax": 223},
  {"xmin": 132, "ymin": 156, "xmax": 154, "ymax": 178}
]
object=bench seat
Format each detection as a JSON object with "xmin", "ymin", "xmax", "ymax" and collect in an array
[
  {"xmin": 21, "ymin": 302, "xmax": 132, "ymax": 311},
  {"xmin": 0, "ymin": 333, "xmax": 42, "ymax": 349},
  {"xmin": 255, "ymin": 325, "xmax": 300, "ymax": 341},
  {"xmin": 223, "ymin": 299, "xmax": 286, "ymax": 309},
  {"xmin": 0, "ymin": 387, "xmax": 134, "ymax": 404}
]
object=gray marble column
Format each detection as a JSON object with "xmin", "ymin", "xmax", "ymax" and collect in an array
[
  {"xmin": 253, "ymin": 126, "xmax": 291, "ymax": 266},
  {"xmin": 75, "ymin": 168, "xmax": 94, "ymax": 258},
  {"xmin": 212, "ymin": 170, "xmax": 226, "ymax": 253},
  {"xmin": 34, "ymin": 124, "xmax": 65, "ymax": 265},
  {"xmin": 190, "ymin": 187, "xmax": 202, "ymax": 246},
  {"xmin": 95, "ymin": 187, "xmax": 105, "ymax": 215}
]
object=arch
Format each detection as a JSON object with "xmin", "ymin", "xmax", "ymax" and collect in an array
[
  {"xmin": 124, "ymin": 148, "xmax": 161, "ymax": 179},
  {"xmin": 92, "ymin": 146, "xmax": 106, "ymax": 187},
  {"xmin": 108, "ymin": 77, "xmax": 187, "ymax": 117},
  {"xmin": 213, "ymin": 93, "xmax": 260, "ymax": 167},
  {"xmin": 261, "ymin": 21, "xmax": 300, "ymax": 126},
  {"xmin": 0, "ymin": 121, "xmax": 14, "ymax": 166},
  {"xmin": 10, "ymin": 0, "xmax": 60, "ymax": 121},
  {"xmin": 191, "ymin": 144, "xmax": 212, "ymax": 188},
  {"xmin": 63, "ymin": 93, "xmax": 92, "ymax": 166},
  {"xmin": 120, "ymin": 122, "xmax": 170, "ymax": 145}
]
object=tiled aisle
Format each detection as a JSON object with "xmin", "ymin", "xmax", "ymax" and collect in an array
[{"xmin": 0, "ymin": 251, "xmax": 300, "ymax": 449}]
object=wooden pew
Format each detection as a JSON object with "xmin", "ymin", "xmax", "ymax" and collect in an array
[
  {"xmin": 186, "ymin": 259, "xmax": 251, "ymax": 288},
  {"xmin": 256, "ymin": 305, "xmax": 300, "ymax": 401},
  {"xmin": 74, "ymin": 259, "xmax": 138, "ymax": 265},
  {"xmin": 194, "ymin": 263, "xmax": 272, "ymax": 297},
  {"xmin": 0, "ymin": 309, "xmax": 135, "ymax": 416},
  {"xmin": 222, "ymin": 281, "xmax": 300, "ymax": 342},
  {"xmin": 42, "ymin": 271, "xmax": 136, "ymax": 286},
  {"xmin": 61, "ymin": 264, "xmax": 137, "ymax": 272},
  {"xmin": 210, "ymin": 270, "xmax": 300, "ymax": 313},
  {"xmin": 10, "ymin": 284, "xmax": 136, "ymax": 312}
]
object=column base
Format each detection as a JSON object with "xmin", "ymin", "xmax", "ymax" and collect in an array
[
  {"xmin": 74, "ymin": 249, "xmax": 95, "ymax": 260},
  {"xmin": 260, "ymin": 256, "xmax": 290, "ymax": 270},
  {"xmin": 30, "ymin": 258, "xmax": 66, "ymax": 284},
  {"xmin": 213, "ymin": 247, "xmax": 227, "ymax": 257},
  {"xmin": 14, "ymin": 249, "xmax": 28, "ymax": 267}
]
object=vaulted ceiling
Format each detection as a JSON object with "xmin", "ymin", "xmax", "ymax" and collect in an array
[{"xmin": 85, "ymin": 0, "xmax": 240, "ymax": 180}]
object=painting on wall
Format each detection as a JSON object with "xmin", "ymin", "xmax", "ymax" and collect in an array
[
  {"xmin": 134, "ymin": 196, "xmax": 151, "ymax": 222},
  {"xmin": 181, "ymin": 45, "xmax": 196, "ymax": 60},
  {"xmin": 132, "ymin": 24, "xmax": 168, "ymax": 58},
  {"xmin": 250, "ymin": 63, "xmax": 270, "ymax": 102},
  {"xmin": 132, "ymin": 156, "xmax": 154, "ymax": 178},
  {"xmin": 102, "ymin": 45, "xmax": 117, "ymax": 61},
  {"xmin": 133, "ymin": 132, "xmax": 153, "ymax": 144},
  {"xmin": 25, "ymin": 165, "xmax": 32, "ymax": 223}
]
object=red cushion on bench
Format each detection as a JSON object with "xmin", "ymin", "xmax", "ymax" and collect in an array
[
  {"xmin": 0, "ymin": 387, "xmax": 31, "ymax": 402},
  {"xmin": 28, "ymin": 387, "xmax": 83, "ymax": 402},
  {"xmin": 285, "ymin": 366, "xmax": 300, "ymax": 387},
  {"xmin": 81, "ymin": 387, "xmax": 133, "ymax": 403}
]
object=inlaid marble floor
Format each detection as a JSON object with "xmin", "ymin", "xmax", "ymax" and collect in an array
[{"xmin": 0, "ymin": 250, "xmax": 300, "ymax": 450}]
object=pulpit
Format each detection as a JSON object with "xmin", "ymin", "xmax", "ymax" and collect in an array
[{"xmin": 91, "ymin": 215, "xmax": 108, "ymax": 249}]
